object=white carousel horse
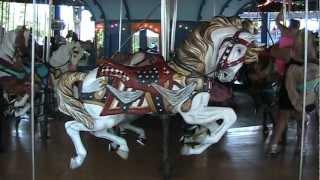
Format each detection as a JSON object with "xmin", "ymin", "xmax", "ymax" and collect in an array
[
  {"xmin": 57, "ymin": 16, "xmax": 263, "ymax": 169},
  {"xmin": 0, "ymin": 27, "xmax": 31, "ymax": 117}
]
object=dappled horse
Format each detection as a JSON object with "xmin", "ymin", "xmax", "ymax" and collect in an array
[{"xmin": 57, "ymin": 16, "xmax": 263, "ymax": 169}]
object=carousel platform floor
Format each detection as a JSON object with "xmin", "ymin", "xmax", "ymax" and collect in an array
[{"xmin": 0, "ymin": 93, "xmax": 318, "ymax": 180}]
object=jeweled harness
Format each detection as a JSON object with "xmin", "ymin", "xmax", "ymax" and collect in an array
[{"xmin": 93, "ymin": 56, "xmax": 175, "ymax": 116}]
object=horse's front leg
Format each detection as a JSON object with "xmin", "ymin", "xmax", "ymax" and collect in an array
[
  {"xmin": 118, "ymin": 115, "xmax": 146, "ymax": 145},
  {"xmin": 13, "ymin": 93, "xmax": 31, "ymax": 117},
  {"xmin": 91, "ymin": 129, "xmax": 130, "ymax": 159},
  {"xmin": 14, "ymin": 93, "xmax": 29, "ymax": 107},
  {"xmin": 64, "ymin": 121, "xmax": 89, "ymax": 169}
]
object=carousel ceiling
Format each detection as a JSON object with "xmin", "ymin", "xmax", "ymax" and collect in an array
[
  {"xmin": 0, "ymin": 0, "xmax": 84, "ymax": 6},
  {"xmin": 1, "ymin": 0, "xmax": 319, "ymax": 21},
  {"xmin": 256, "ymin": 0, "xmax": 319, "ymax": 11}
]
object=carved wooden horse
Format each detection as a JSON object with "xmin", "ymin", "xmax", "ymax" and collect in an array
[{"xmin": 57, "ymin": 16, "xmax": 263, "ymax": 169}]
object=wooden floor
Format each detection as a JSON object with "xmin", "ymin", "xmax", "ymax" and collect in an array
[{"xmin": 0, "ymin": 98, "xmax": 318, "ymax": 180}]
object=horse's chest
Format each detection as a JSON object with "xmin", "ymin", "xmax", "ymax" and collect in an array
[{"xmin": 92, "ymin": 61, "xmax": 175, "ymax": 116}]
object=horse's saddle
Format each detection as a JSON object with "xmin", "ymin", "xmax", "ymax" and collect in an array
[{"xmin": 95, "ymin": 56, "xmax": 175, "ymax": 115}]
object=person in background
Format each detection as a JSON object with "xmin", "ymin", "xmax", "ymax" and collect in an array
[{"xmin": 268, "ymin": 8, "xmax": 301, "ymax": 155}]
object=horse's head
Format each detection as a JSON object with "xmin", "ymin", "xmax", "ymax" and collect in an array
[
  {"xmin": 173, "ymin": 16, "xmax": 263, "ymax": 85},
  {"xmin": 214, "ymin": 29, "xmax": 263, "ymax": 82},
  {"xmin": 49, "ymin": 41, "xmax": 85, "ymax": 73},
  {"xmin": 0, "ymin": 26, "xmax": 31, "ymax": 63}
]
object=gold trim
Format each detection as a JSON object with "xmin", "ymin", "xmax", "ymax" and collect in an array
[{"xmin": 145, "ymin": 92, "xmax": 156, "ymax": 112}]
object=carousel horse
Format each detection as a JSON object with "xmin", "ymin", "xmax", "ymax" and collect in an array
[
  {"xmin": 285, "ymin": 30, "xmax": 319, "ymax": 137},
  {"xmin": 57, "ymin": 16, "xmax": 263, "ymax": 169},
  {"xmin": 96, "ymin": 52, "xmax": 166, "ymax": 145},
  {"xmin": 103, "ymin": 50, "xmax": 233, "ymax": 146},
  {"xmin": 48, "ymin": 40, "xmax": 86, "ymax": 87},
  {"xmin": 66, "ymin": 30, "xmax": 93, "ymax": 65},
  {"xmin": 0, "ymin": 27, "xmax": 33, "ymax": 118},
  {"xmin": 0, "ymin": 27, "xmax": 51, "ymax": 133}
]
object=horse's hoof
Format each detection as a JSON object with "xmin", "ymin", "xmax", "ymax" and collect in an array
[
  {"xmin": 108, "ymin": 142, "xmax": 120, "ymax": 152},
  {"xmin": 116, "ymin": 149, "xmax": 129, "ymax": 160},
  {"xmin": 69, "ymin": 155, "xmax": 85, "ymax": 169},
  {"xmin": 181, "ymin": 144, "xmax": 192, "ymax": 155},
  {"xmin": 181, "ymin": 136, "xmax": 193, "ymax": 144},
  {"xmin": 181, "ymin": 143, "xmax": 211, "ymax": 155},
  {"xmin": 179, "ymin": 136, "xmax": 185, "ymax": 143},
  {"xmin": 268, "ymin": 144, "xmax": 282, "ymax": 156},
  {"xmin": 136, "ymin": 137, "xmax": 146, "ymax": 146}
]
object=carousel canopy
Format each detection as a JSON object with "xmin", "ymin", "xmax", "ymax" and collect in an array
[
  {"xmin": 2, "ymin": 0, "xmax": 319, "ymax": 21},
  {"xmin": 0, "ymin": 0, "xmax": 84, "ymax": 6}
]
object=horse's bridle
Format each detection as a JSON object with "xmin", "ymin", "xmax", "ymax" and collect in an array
[
  {"xmin": 217, "ymin": 30, "xmax": 253, "ymax": 71},
  {"xmin": 172, "ymin": 30, "xmax": 254, "ymax": 80}
]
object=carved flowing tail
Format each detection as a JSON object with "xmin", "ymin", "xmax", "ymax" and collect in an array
[{"xmin": 57, "ymin": 72, "xmax": 94, "ymax": 129}]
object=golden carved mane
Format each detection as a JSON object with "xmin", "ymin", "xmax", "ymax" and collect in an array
[{"xmin": 170, "ymin": 16, "xmax": 261, "ymax": 77}]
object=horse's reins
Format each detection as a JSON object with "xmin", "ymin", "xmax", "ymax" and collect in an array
[{"xmin": 216, "ymin": 30, "xmax": 253, "ymax": 70}]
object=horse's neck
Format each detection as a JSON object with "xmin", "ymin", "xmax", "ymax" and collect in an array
[{"xmin": 204, "ymin": 27, "xmax": 238, "ymax": 76}]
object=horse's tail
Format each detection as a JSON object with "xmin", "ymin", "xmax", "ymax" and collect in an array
[{"xmin": 57, "ymin": 72, "xmax": 94, "ymax": 129}]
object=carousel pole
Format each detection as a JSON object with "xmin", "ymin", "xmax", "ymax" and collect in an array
[
  {"xmin": 23, "ymin": 0, "xmax": 27, "ymax": 26},
  {"xmin": 11, "ymin": 1, "xmax": 14, "ymax": 30},
  {"xmin": 118, "ymin": 0, "xmax": 123, "ymax": 52},
  {"xmin": 161, "ymin": 0, "xmax": 171, "ymax": 180},
  {"xmin": 318, "ymin": 0, "xmax": 320, "ymax": 178},
  {"xmin": 298, "ymin": 0, "xmax": 309, "ymax": 180},
  {"xmin": 0, "ymin": 1, "xmax": 4, "ymax": 43},
  {"xmin": 46, "ymin": 0, "xmax": 53, "ymax": 63},
  {"xmin": 0, "ymin": 1, "xmax": 2, "ymax": 26},
  {"xmin": 43, "ymin": 12, "xmax": 46, "ymax": 62},
  {"xmin": 282, "ymin": 0, "xmax": 287, "ymax": 26},
  {"xmin": 170, "ymin": 0, "xmax": 177, "ymax": 53},
  {"xmin": 31, "ymin": 0, "xmax": 36, "ymax": 179},
  {"xmin": 6, "ymin": 1, "xmax": 9, "ymax": 31}
]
